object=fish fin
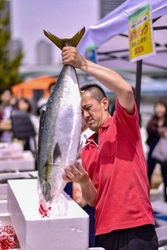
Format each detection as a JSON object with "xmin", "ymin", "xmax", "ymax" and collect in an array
[
  {"xmin": 43, "ymin": 27, "xmax": 85, "ymax": 50},
  {"xmin": 53, "ymin": 142, "xmax": 62, "ymax": 163}
]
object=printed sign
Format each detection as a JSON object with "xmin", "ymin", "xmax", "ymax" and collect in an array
[{"xmin": 128, "ymin": 4, "xmax": 156, "ymax": 62}]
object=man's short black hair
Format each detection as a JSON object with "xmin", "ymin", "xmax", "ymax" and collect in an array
[{"xmin": 80, "ymin": 83, "xmax": 107, "ymax": 103}]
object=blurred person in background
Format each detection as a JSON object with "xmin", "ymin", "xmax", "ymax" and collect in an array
[
  {"xmin": 17, "ymin": 97, "xmax": 39, "ymax": 155},
  {"xmin": 36, "ymin": 81, "xmax": 56, "ymax": 116},
  {"xmin": 0, "ymin": 87, "xmax": 18, "ymax": 142},
  {"xmin": 146, "ymin": 101, "xmax": 167, "ymax": 202}
]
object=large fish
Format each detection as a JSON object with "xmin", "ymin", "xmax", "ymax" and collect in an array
[{"xmin": 37, "ymin": 27, "xmax": 85, "ymax": 216}]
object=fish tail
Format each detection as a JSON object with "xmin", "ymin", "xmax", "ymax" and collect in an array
[{"xmin": 43, "ymin": 27, "xmax": 85, "ymax": 50}]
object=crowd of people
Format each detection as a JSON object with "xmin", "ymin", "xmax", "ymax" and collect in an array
[{"xmin": 1, "ymin": 49, "xmax": 167, "ymax": 249}]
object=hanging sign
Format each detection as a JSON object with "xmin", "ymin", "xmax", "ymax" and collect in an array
[
  {"xmin": 128, "ymin": 4, "xmax": 156, "ymax": 62},
  {"xmin": 85, "ymin": 45, "xmax": 97, "ymax": 64}
]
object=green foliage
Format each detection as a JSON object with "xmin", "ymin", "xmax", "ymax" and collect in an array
[{"xmin": 0, "ymin": 0, "xmax": 23, "ymax": 90}]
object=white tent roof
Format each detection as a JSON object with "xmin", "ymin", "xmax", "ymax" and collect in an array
[{"xmin": 78, "ymin": 0, "xmax": 167, "ymax": 58}]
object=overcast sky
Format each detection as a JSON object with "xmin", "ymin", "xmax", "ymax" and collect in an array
[{"xmin": 10, "ymin": 0, "xmax": 100, "ymax": 65}]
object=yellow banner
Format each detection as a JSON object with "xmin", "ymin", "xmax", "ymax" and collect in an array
[{"xmin": 128, "ymin": 4, "xmax": 156, "ymax": 62}]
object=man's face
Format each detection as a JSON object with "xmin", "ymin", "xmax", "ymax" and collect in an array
[{"xmin": 81, "ymin": 91, "xmax": 107, "ymax": 132}]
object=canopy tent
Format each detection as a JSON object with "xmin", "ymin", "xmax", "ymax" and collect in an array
[
  {"xmin": 77, "ymin": 0, "xmax": 167, "ymax": 111},
  {"xmin": 78, "ymin": 0, "xmax": 167, "ymax": 55},
  {"xmin": 94, "ymin": 15, "xmax": 167, "ymax": 72},
  {"xmin": 12, "ymin": 75, "xmax": 57, "ymax": 99}
]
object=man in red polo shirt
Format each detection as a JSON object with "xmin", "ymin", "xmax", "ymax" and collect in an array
[{"xmin": 62, "ymin": 47, "xmax": 158, "ymax": 250}]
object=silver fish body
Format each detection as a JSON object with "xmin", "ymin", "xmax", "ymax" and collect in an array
[{"xmin": 37, "ymin": 65, "xmax": 82, "ymax": 203}]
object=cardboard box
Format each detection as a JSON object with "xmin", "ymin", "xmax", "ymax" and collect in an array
[{"xmin": 7, "ymin": 179, "xmax": 89, "ymax": 250}]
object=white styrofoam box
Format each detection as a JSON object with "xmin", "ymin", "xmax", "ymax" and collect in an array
[
  {"xmin": 0, "ymin": 151, "xmax": 35, "ymax": 171},
  {"xmin": 0, "ymin": 171, "xmax": 38, "ymax": 200},
  {"xmin": 0, "ymin": 200, "xmax": 8, "ymax": 214},
  {"xmin": 7, "ymin": 179, "xmax": 89, "ymax": 250},
  {"xmin": 0, "ymin": 184, "xmax": 7, "ymax": 200},
  {"xmin": 0, "ymin": 171, "xmax": 37, "ymax": 182},
  {"xmin": 0, "ymin": 142, "xmax": 23, "ymax": 160},
  {"xmin": 89, "ymin": 248, "xmax": 105, "ymax": 250}
]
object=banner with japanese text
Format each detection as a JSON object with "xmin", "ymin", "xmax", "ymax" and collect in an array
[{"xmin": 128, "ymin": 4, "xmax": 156, "ymax": 62}]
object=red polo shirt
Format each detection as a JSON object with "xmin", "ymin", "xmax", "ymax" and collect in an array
[{"xmin": 81, "ymin": 99, "xmax": 155, "ymax": 236}]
